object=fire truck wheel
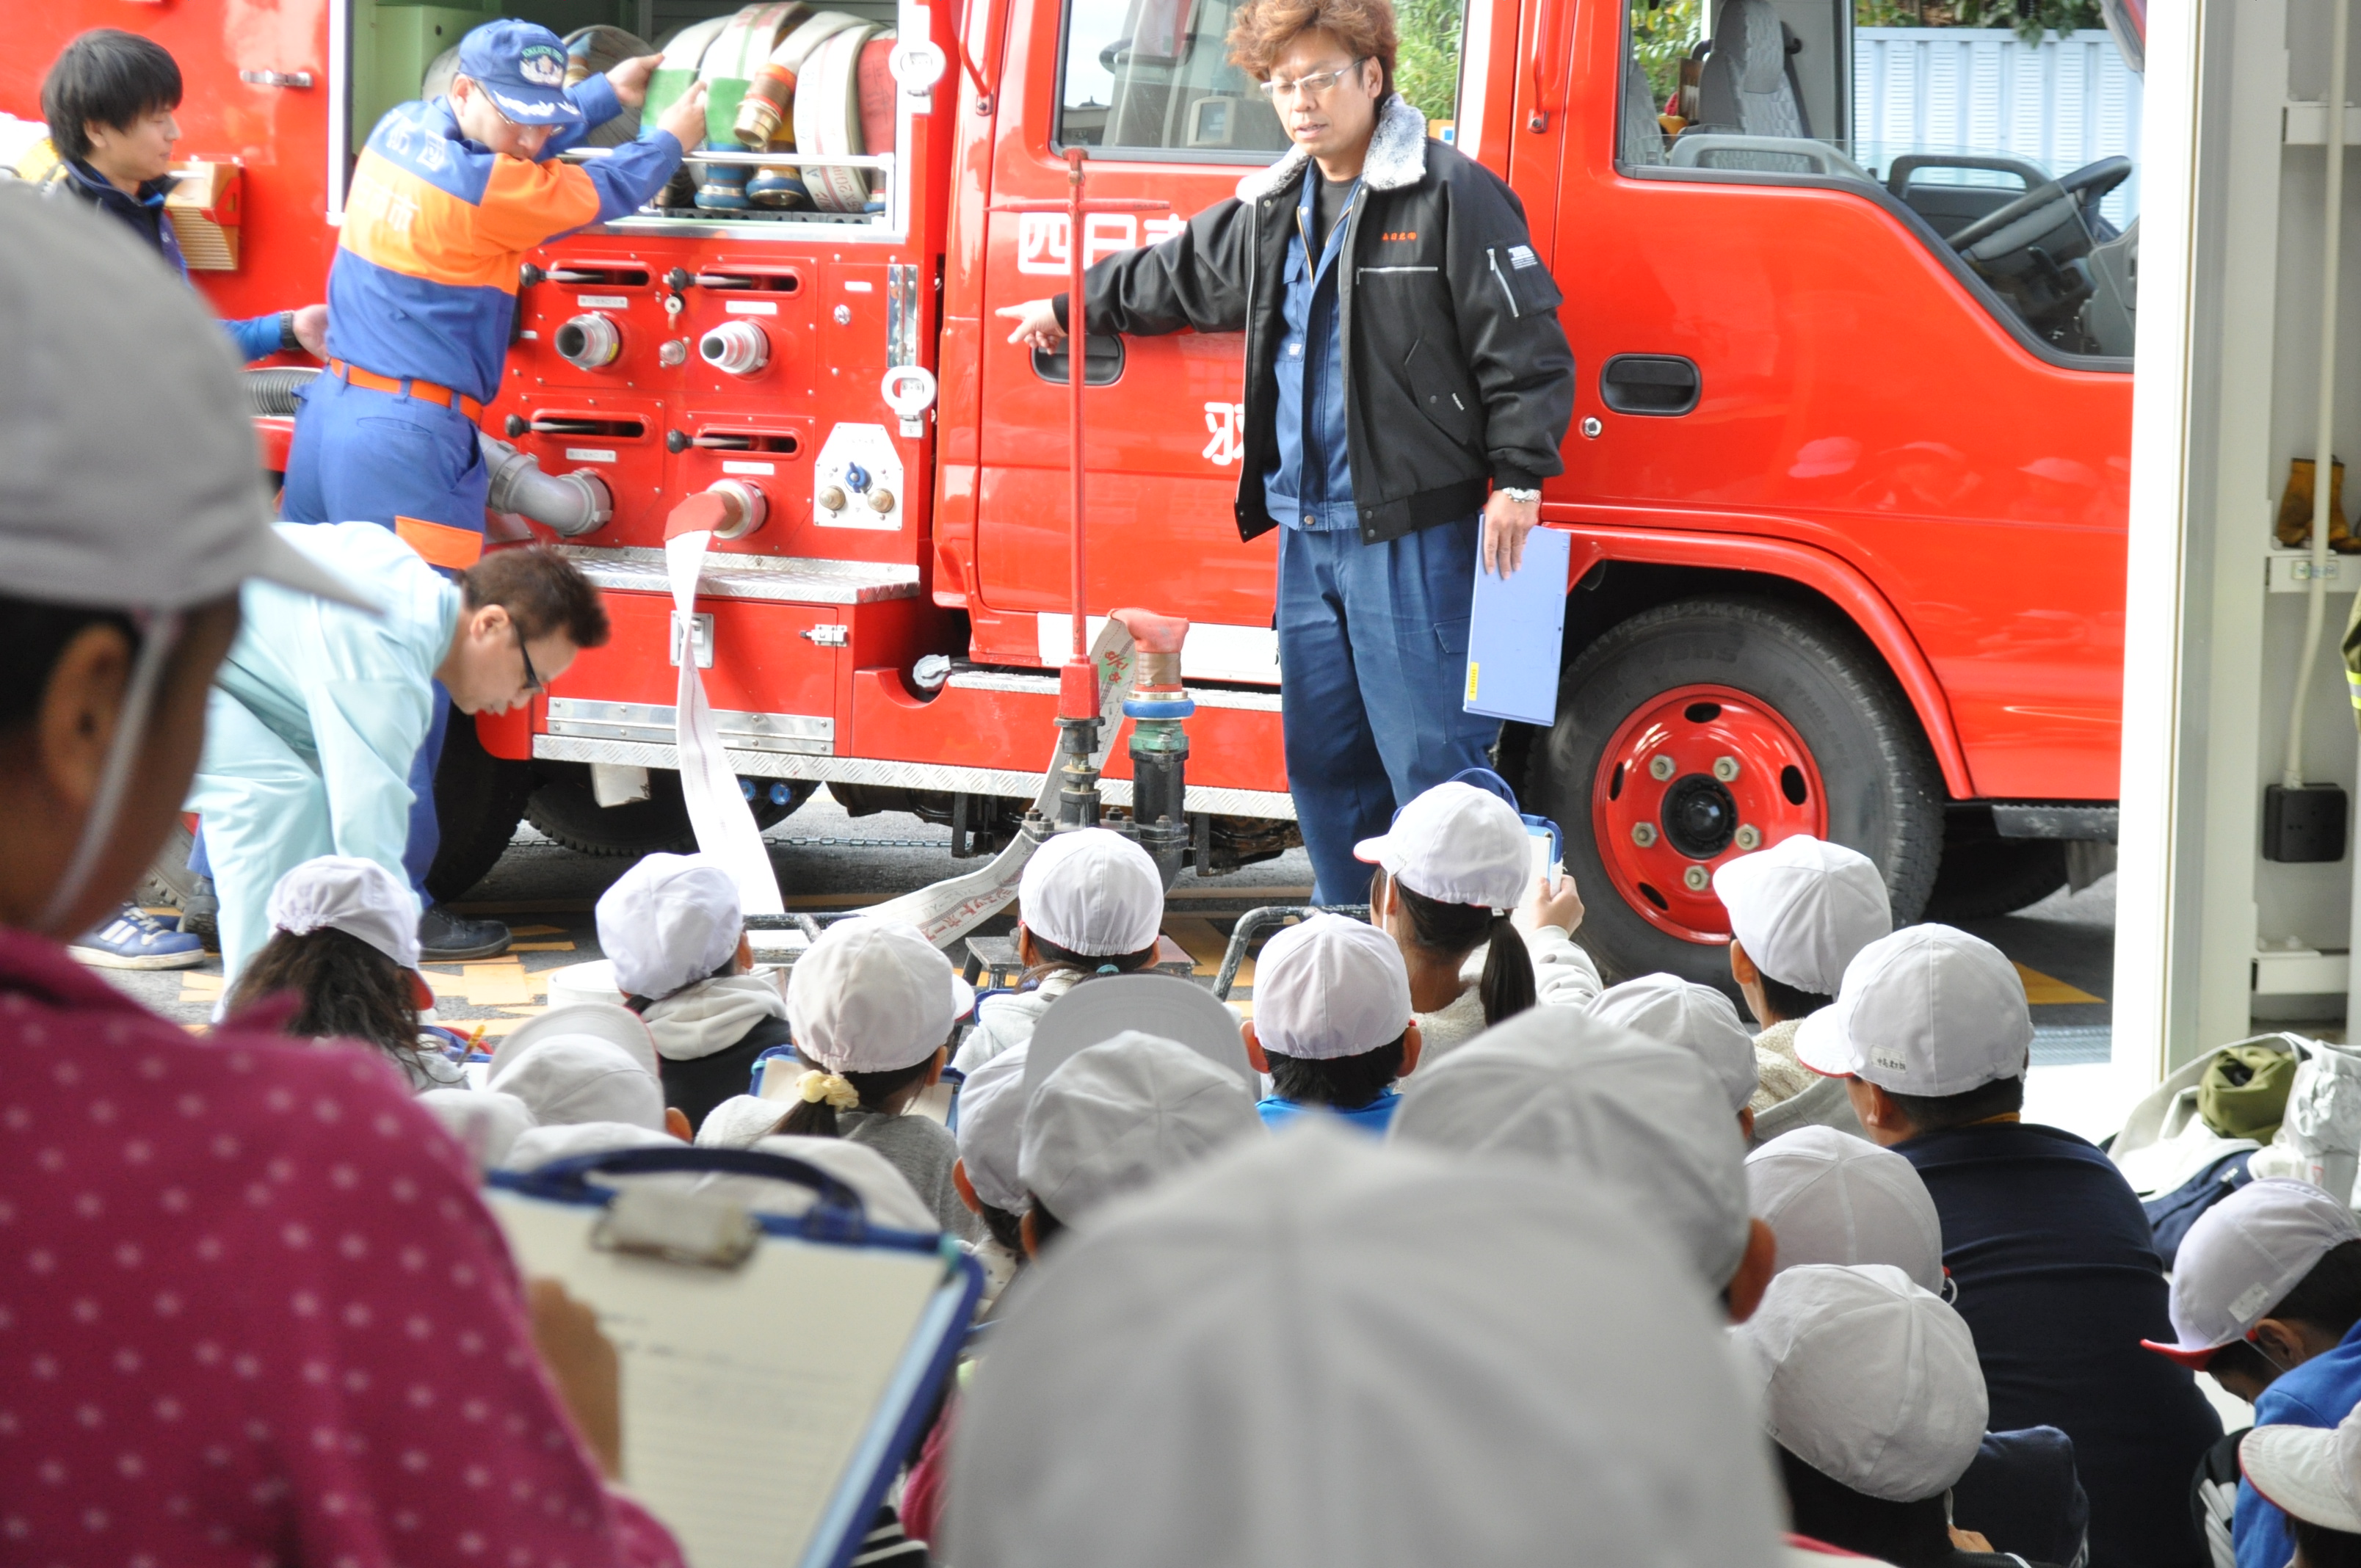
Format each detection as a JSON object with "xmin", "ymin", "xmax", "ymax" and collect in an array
[
  {"xmin": 1923, "ymin": 835, "xmax": 2069, "ymax": 921},
  {"xmin": 1527, "ymin": 598, "xmax": 1943, "ymax": 990},
  {"xmin": 523, "ymin": 764, "xmax": 813, "ymax": 856},
  {"xmin": 425, "ymin": 706, "xmax": 538, "ymax": 904}
]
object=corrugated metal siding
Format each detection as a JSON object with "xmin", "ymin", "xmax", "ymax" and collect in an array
[{"xmin": 1853, "ymin": 27, "xmax": 2141, "ymax": 225}]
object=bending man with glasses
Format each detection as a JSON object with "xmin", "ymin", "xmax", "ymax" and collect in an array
[
  {"xmin": 188, "ymin": 527, "xmax": 610, "ymax": 992},
  {"xmin": 1001, "ymin": 0, "xmax": 1574, "ymax": 903},
  {"xmin": 271, "ymin": 20, "xmax": 706, "ymax": 962}
]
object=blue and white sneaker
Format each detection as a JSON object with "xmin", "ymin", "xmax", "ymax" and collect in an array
[{"xmin": 70, "ymin": 905, "xmax": 207, "ymax": 970}]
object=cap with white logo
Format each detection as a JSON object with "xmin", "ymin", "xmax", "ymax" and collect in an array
[
  {"xmin": 1711, "ymin": 835, "xmax": 1891, "ymax": 998},
  {"xmin": 1745, "ymin": 1127, "xmax": 1944, "ymax": 1294},
  {"xmin": 1251, "ymin": 912, "xmax": 1414, "ymax": 1061},
  {"xmin": 1587, "ymin": 973, "xmax": 1759, "ymax": 1114},
  {"xmin": 2143, "ymin": 1179, "xmax": 2361, "ymax": 1366},
  {"xmin": 1736, "ymin": 1263, "xmax": 1988, "ymax": 1503},
  {"xmin": 1353, "ymin": 781, "xmax": 1533, "ymax": 912},
  {"xmin": 456, "ymin": 19, "xmax": 586, "ymax": 125},
  {"xmin": 1794, "ymin": 925, "xmax": 2031, "ymax": 1096},
  {"xmin": 1018, "ymin": 827, "xmax": 1165, "ymax": 957}
]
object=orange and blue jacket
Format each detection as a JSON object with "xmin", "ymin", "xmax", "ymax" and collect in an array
[{"xmin": 325, "ymin": 76, "xmax": 681, "ymax": 403}]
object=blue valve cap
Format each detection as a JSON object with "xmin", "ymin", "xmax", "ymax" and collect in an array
[{"xmin": 844, "ymin": 462, "xmax": 871, "ymax": 493}]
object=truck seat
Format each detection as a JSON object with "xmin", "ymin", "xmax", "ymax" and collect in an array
[
  {"xmin": 1696, "ymin": 0, "xmax": 1805, "ymax": 139},
  {"xmin": 1623, "ymin": 55, "xmax": 1667, "ymax": 165}
]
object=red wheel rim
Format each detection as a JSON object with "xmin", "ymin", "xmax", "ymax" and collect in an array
[{"xmin": 1591, "ymin": 684, "xmax": 1829, "ymax": 944}]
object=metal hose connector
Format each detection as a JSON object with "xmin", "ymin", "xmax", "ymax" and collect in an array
[{"xmin": 244, "ymin": 366, "xmax": 322, "ymax": 416}]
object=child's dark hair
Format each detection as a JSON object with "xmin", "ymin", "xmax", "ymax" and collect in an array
[
  {"xmin": 1024, "ymin": 1193, "xmax": 1067, "ymax": 1251},
  {"xmin": 2268, "ymin": 1240, "xmax": 2361, "ymax": 1337},
  {"xmin": 974, "ymin": 1198, "xmax": 1027, "ymax": 1255},
  {"xmin": 1266, "ymin": 1034, "xmax": 1407, "ymax": 1111},
  {"xmin": 43, "ymin": 31, "xmax": 182, "ymax": 164},
  {"xmin": 1882, "ymin": 1074, "xmax": 2025, "ymax": 1136},
  {"xmin": 2295, "ymin": 1516, "xmax": 2361, "ymax": 1568},
  {"xmin": 0, "ymin": 600, "xmax": 140, "ymax": 733},
  {"xmin": 1378, "ymin": 870, "xmax": 1537, "ymax": 1027},
  {"xmin": 226, "ymin": 926, "xmax": 429, "ymax": 1078},
  {"xmin": 1758, "ymin": 973, "xmax": 1833, "ymax": 1022},
  {"xmin": 2205, "ymin": 1338, "xmax": 2276, "ymax": 1386},
  {"xmin": 1022, "ymin": 929, "xmax": 1159, "ymax": 984},
  {"xmin": 772, "ymin": 1048, "xmax": 941, "ymax": 1136}
]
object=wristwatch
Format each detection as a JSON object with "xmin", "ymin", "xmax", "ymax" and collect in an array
[
  {"xmin": 1496, "ymin": 486, "xmax": 1542, "ymax": 504},
  {"xmin": 278, "ymin": 310, "xmax": 301, "ymax": 354}
]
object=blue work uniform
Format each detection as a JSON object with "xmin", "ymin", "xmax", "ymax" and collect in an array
[
  {"xmin": 186, "ymin": 524, "xmax": 460, "ymax": 988},
  {"xmin": 47, "ymin": 159, "xmax": 285, "ymax": 360},
  {"xmin": 1257, "ymin": 1089, "xmax": 1401, "ymax": 1133},
  {"xmin": 1268, "ymin": 170, "xmax": 1500, "ymax": 902},
  {"xmin": 2234, "ymin": 1317, "xmax": 2361, "ymax": 1568}
]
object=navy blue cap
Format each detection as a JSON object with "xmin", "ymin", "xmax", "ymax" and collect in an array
[{"xmin": 456, "ymin": 20, "xmax": 583, "ymax": 126}]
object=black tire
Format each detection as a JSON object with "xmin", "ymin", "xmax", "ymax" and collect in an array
[
  {"xmin": 1527, "ymin": 598, "xmax": 1944, "ymax": 988},
  {"xmin": 524, "ymin": 763, "xmax": 813, "ymax": 856},
  {"xmin": 1923, "ymin": 837, "xmax": 2067, "ymax": 921},
  {"xmin": 425, "ymin": 705, "xmax": 537, "ymax": 904}
]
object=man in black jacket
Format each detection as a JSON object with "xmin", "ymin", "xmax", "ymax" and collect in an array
[{"xmin": 1001, "ymin": 0, "xmax": 1574, "ymax": 902}]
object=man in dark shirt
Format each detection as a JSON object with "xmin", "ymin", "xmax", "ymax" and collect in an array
[{"xmin": 1798, "ymin": 923, "xmax": 2222, "ymax": 1568}]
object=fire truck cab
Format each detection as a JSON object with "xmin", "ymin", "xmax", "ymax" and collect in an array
[{"xmin": 2, "ymin": 0, "xmax": 2136, "ymax": 986}]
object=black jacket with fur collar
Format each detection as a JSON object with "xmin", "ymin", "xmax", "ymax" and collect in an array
[{"xmin": 1066, "ymin": 95, "xmax": 1575, "ymax": 545}]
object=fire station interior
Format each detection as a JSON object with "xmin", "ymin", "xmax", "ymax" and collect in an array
[{"xmin": 1620, "ymin": 0, "xmax": 2140, "ymax": 359}]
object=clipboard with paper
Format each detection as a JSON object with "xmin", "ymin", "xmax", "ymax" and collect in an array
[{"xmin": 485, "ymin": 1147, "xmax": 982, "ymax": 1568}]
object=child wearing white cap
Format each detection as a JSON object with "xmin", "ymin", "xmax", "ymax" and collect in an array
[
  {"xmin": 595, "ymin": 852, "xmax": 791, "ymax": 1136},
  {"xmin": 1736, "ymin": 1263, "xmax": 2023, "ymax": 1567},
  {"xmin": 1713, "ymin": 835, "xmax": 1890, "ymax": 1141},
  {"xmin": 1351, "ymin": 781, "xmax": 1601, "ymax": 1060},
  {"xmin": 2241, "ymin": 1401, "xmax": 2361, "ymax": 1568},
  {"xmin": 2138, "ymin": 1180, "xmax": 2361, "ymax": 1568},
  {"xmin": 224, "ymin": 854, "xmax": 462, "ymax": 1089},
  {"xmin": 949, "ymin": 1041, "xmax": 1032, "ymax": 1304},
  {"xmin": 1747, "ymin": 1125, "xmax": 1945, "ymax": 1292},
  {"xmin": 1018, "ymin": 1029, "xmax": 1261, "ymax": 1253},
  {"xmin": 777, "ymin": 917, "xmax": 980, "ymax": 1239},
  {"xmin": 1588, "ymin": 971, "xmax": 1761, "ymax": 1133},
  {"xmin": 954, "ymin": 827, "xmax": 1166, "ymax": 1075},
  {"xmin": 944, "ymin": 1125, "xmax": 1788, "ymax": 1567},
  {"xmin": 1802, "ymin": 922, "xmax": 2224, "ymax": 1568},
  {"xmin": 1391, "ymin": 1008, "xmax": 1779, "ymax": 1318},
  {"xmin": 1243, "ymin": 912, "xmax": 1421, "ymax": 1133}
]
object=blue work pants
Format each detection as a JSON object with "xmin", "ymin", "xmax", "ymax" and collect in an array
[{"xmin": 1277, "ymin": 516, "xmax": 1502, "ymax": 902}]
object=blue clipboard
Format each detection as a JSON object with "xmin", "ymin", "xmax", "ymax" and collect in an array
[
  {"xmin": 487, "ymin": 1147, "xmax": 982, "ymax": 1568},
  {"xmin": 1462, "ymin": 525, "xmax": 1572, "ymax": 727}
]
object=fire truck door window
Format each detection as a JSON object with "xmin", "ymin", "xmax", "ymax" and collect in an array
[
  {"xmin": 1622, "ymin": 0, "xmax": 2141, "ymax": 360},
  {"xmin": 1056, "ymin": 0, "xmax": 1293, "ymax": 156}
]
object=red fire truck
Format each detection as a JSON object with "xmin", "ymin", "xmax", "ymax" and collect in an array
[{"xmin": 4, "ymin": 0, "xmax": 2135, "ymax": 986}]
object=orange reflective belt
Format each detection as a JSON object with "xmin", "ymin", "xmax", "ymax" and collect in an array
[{"xmin": 395, "ymin": 515, "xmax": 483, "ymax": 570}]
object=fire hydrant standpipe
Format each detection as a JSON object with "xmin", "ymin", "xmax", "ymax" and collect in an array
[{"xmin": 992, "ymin": 151, "xmax": 1170, "ymax": 830}]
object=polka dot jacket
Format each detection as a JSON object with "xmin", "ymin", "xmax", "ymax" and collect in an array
[{"xmin": 0, "ymin": 930, "xmax": 683, "ymax": 1568}]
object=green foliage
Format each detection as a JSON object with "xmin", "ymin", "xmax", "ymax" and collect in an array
[
  {"xmin": 1394, "ymin": 0, "xmax": 1465, "ymax": 122},
  {"xmin": 1852, "ymin": 0, "xmax": 2103, "ymax": 44},
  {"xmin": 1630, "ymin": 0, "xmax": 1705, "ymax": 109}
]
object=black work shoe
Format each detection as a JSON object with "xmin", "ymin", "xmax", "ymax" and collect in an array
[
  {"xmin": 178, "ymin": 876, "xmax": 220, "ymax": 943},
  {"xmin": 418, "ymin": 905, "xmax": 511, "ymax": 962}
]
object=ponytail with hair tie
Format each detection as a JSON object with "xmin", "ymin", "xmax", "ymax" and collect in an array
[
  {"xmin": 1476, "ymin": 909, "xmax": 1539, "ymax": 1027},
  {"xmin": 797, "ymin": 1070, "xmax": 861, "ymax": 1111}
]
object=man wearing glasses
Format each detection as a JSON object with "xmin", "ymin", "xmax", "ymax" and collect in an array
[
  {"xmin": 187, "ymin": 526, "xmax": 610, "ymax": 992},
  {"xmin": 1000, "ymin": 0, "xmax": 1573, "ymax": 905},
  {"xmin": 274, "ymin": 19, "xmax": 704, "ymax": 959}
]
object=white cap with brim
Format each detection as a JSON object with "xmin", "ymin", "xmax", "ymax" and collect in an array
[
  {"xmin": 954, "ymin": 1040, "xmax": 1032, "ymax": 1213},
  {"xmin": 1737, "ymin": 1263, "xmax": 1987, "ymax": 1503},
  {"xmin": 417, "ymin": 1087, "xmax": 536, "ymax": 1169},
  {"xmin": 1251, "ymin": 912, "xmax": 1414, "ymax": 1062},
  {"xmin": 1390, "ymin": 1008, "xmax": 1753, "ymax": 1289},
  {"xmin": 1711, "ymin": 836, "xmax": 1891, "ymax": 998},
  {"xmin": 1352, "ymin": 780, "xmax": 1533, "ymax": 912},
  {"xmin": 2141, "ymin": 1178, "xmax": 2361, "ymax": 1367},
  {"xmin": 2243, "ymin": 1404, "xmax": 2361, "ymax": 1536},
  {"xmin": 487, "ymin": 1002, "xmax": 661, "ymax": 1081},
  {"xmin": 489, "ymin": 1035, "xmax": 666, "ymax": 1129},
  {"xmin": 1587, "ymin": 973, "xmax": 1760, "ymax": 1114},
  {"xmin": 501, "ymin": 1120, "xmax": 680, "ymax": 1169},
  {"xmin": 267, "ymin": 856, "xmax": 422, "ymax": 970},
  {"xmin": 1794, "ymin": 924, "xmax": 2031, "ymax": 1097},
  {"xmin": 595, "ymin": 852, "xmax": 743, "ymax": 1001},
  {"xmin": 788, "ymin": 916, "xmax": 976, "ymax": 1075},
  {"xmin": 1018, "ymin": 1031, "xmax": 1262, "ymax": 1227},
  {"xmin": 1018, "ymin": 827, "xmax": 1165, "ymax": 957},
  {"xmin": 691, "ymin": 1134, "xmax": 937, "ymax": 1234},
  {"xmin": 694, "ymin": 1095, "xmax": 790, "ymax": 1150},
  {"xmin": 1745, "ymin": 1126, "xmax": 1945, "ymax": 1293},
  {"xmin": 943, "ymin": 1125, "xmax": 1785, "ymax": 1568}
]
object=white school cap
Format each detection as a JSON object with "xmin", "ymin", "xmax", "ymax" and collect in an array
[
  {"xmin": 1746, "ymin": 1127, "xmax": 1944, "ymax": 1293},
  {"xmin": 2142, "ymin": 1178, "xmax": 2361, "ymax": 1367},
  {"xmin": 266, "ymin": 856, "xmax": 422, "ymax": 970},
  {"xmin": 944, "ymin": 1125, "xmax": 1785, "ymax": 1568},
  {"xmin": 1352, "ymin": 780, "xmax": 1532, "ymax": 911},
  {"xmin": 487, "ymin": 1001, "xmax": 661, "ymax": 1080},
  {"xmin": 595, "ymin": 852, "xmax": 742, "ymax": 1001},
  {"xmin": 1588, "ymin": 973, "xmax": 1760, "ymax": 1114},
  {"xmin": 689, "ymin": 1134, "xmax": 938, "ymax": 1234},
  {"xmin": 416, "ymin": 1088, "xmax": 536, "ymax": 1169},
  {"xmin": 1018, "ymin": 1031, "xmax": 1261, "ymax": 1226},
  {"xmin": 694, "ymin": 1094, "xmax": 789, "ymax": 1150},
  {"xmin": 1794, "ymin": 925, "xmax": 2031, "ymax": 1096},
  {"xmin": 1251, "ymin": 913, "xmax": 1414, "ymax": 1061},
  {"xmin": 1711, "ymin": 836, "xmax": 1891, "ymax": 998},
  {"xmin": 1018, "ymin": 827, "xmax": 1165, "ymax": 957},
  {"xmin": 489, "ymin": 1035, "xmax": 666, "ymax": 1129},
  {"xmin": 501, "ymin": 1120, "xmax": 679, "ymax": 1169},
  {"xmin": 2243, "ymin": 1402, "xmax": 2361, "ymax": 1536},
  {"xmin": 787, "ymin": 917, "xmax": 976, "ymax": 1074},
  {"xmin": 1736, "ymin": 1263, "xmax": 1988, "ymax": 1503},
  {"xmin": 954, "ymin": 1040, "xmax": 1031, "ymax": 1213},
  {"xmin": 1390, "ymin": 1009, "xmax": 1752, "ymax": 1288}
]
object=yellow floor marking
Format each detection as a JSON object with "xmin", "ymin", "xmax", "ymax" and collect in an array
[
  {"xmin": 509, "ymin": 940, "xmax": 576, "ymax": 952},
  {"xmin": 430, "ymin": 964, "xmax": 543, "ymax": 1009},
  {"xmin": 1162, "ymin": 916, "xmax": 1231, "ymax": 976},
  {"xmin": 507, "ymin": 924, "xmax": 568, "ymax": 938},
  {"xmin": 178, "ymin": 972, "xmax": 225, "ymax": 1004},
  {"xmin": 2014, "ymin": 962, "xmax": 2102, "ymax": 1005}
]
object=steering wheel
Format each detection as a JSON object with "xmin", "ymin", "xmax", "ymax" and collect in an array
[{"xmin": 1946, "ymin": 156, "xmax": 2133, "ymax": 255}]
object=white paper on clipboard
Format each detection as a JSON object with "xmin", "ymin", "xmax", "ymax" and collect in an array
[{"xmin": 486, "ymin": 1184, "xmax": 973, "ymax": 1568}]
